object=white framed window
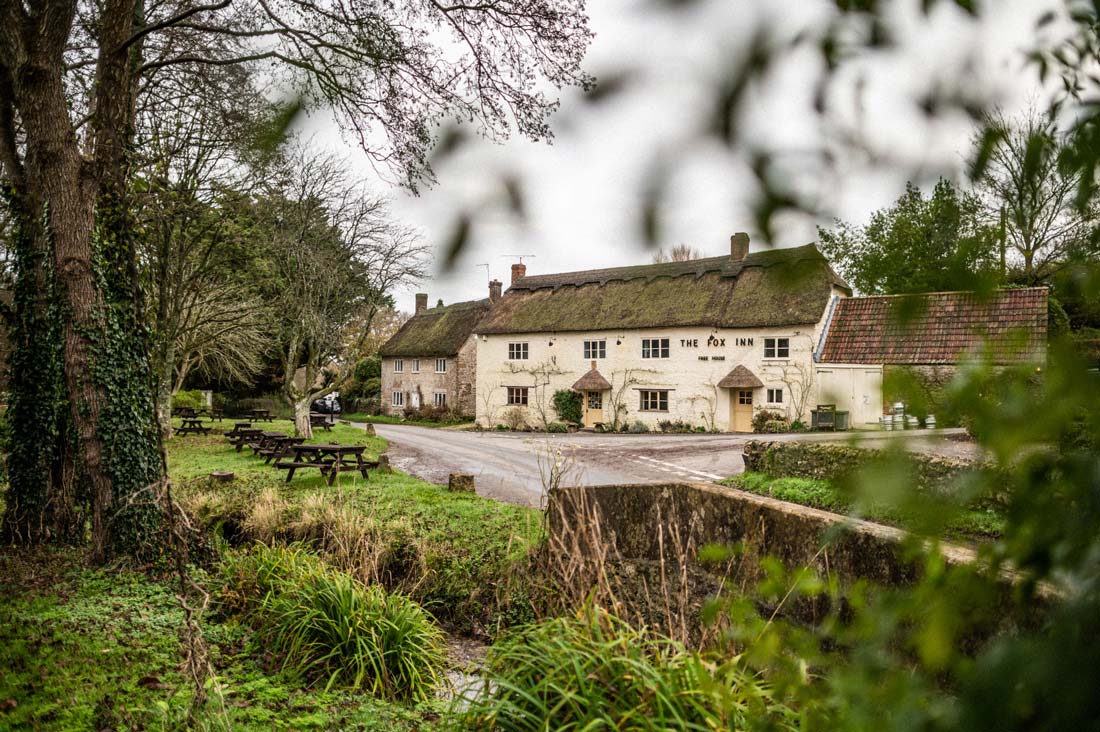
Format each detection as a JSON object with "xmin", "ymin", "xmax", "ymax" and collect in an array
[
  {"xmin": 641, "ymin": 338, "xmax": 670, "ymax": 359},
  {"xmin": 583, "ymin": 339, "xmax": 606, "ymax": 359},
  {"xmin": 391, "ymin": 391, "xmax": 404, "ymax": 407},
  {"xmin": 763, "ymin": 337, "xmax": 790, "ymax": 359},
  {"xmin": 766, "ymin": 388, "xmax": 784, "ymax": 404},
  {"xmin": 435, "ymin": 358, "xmax": 447, "ymax": 373},
  {"xmin": 639, "ymin": 390, "xmax": 669, "ymax": 412},
  {"xmin": 508, "ymin": 342, "xmax": 529, "ymax": 360},
  {"xmin": 433, "ymin": 392, "xmax": 447, "ymax": 407},
  {"xmin": 411, "ymin": 359, "xmax": 420, "ymax": 373},
  {"xmin": 393, "ymin": 359, "xmax": 404, "ymax": 373},
  {"xmin": 507, "ymin": 387, "xmax": 529, "ymax": 405}
]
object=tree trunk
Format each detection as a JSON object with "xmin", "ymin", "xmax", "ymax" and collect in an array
[{"xmin": 294, "ymin": 397, "xmax": 314, "ymax": 439}]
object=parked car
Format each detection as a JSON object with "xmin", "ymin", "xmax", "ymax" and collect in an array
[{"xmin": 310, "ymin": 394, "xmax": 341, "ymax": 414}]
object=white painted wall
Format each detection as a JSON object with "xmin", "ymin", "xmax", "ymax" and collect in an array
[
  {"xmin": 814, "ymin": 364, "xmax": 884, "ymax": 427},
  {"xmin": 475, "ymin": 322, "xmax": 830, "ymax": 431}
]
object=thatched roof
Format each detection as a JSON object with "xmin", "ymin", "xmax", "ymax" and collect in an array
[
  {"xmin": 379, "ymin": 298, "xmax": 492, "ymax": 358},
  {"xmin": 819, "ymin": 288, "xmax": 1048, "ymax": 365},
  {"xmin": 717, "ymin": 365, "xmax": 764, "ymax": 389},
  {"xmin": 572, "ymin": 367, "xmax": 612, "ymax": 391},
  {"xmin": 476, "ymin": 244, "xmax": 849, "ymax": 335}
]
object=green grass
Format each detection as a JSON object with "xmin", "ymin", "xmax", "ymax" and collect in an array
[
  {"xmin": 340, "ymin": 413, "xmax": 475, "ymax": 429},
  {"xmin": 0, "ymin": 548, "xmax": 445, "ymax": 731},
  {"xmin": 722, "ymin": 472, "xmax": 1005, "ymax": 541},
  {"xmin": 170, "ymin": 420, "xmax": 543, "ymax": 633}
]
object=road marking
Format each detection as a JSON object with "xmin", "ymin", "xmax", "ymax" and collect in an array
[{"xmin": 631, "ymin": 455, "xmax": 725, "ymax": 481}]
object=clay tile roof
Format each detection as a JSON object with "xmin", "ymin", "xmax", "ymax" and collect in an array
[
  {"xmin": 572, "ymin": 367, "xmax": 612, "ymax": 391},
  {"xmin": 475, "ymin": 244, "xmax": 851, "ymax": 335},
  {"xmin": 717, "ymin": 364, "xmax": 764, "ymax": 389},
  {"xmin": 819, "ymin": 287, "xmax": 1048, "ymax": 365},
  {"xmin": 379, "ymin": 298, "xmax": 492, "ymax": 358}
]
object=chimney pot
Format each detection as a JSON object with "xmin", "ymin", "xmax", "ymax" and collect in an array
[
  {"xmin": 511, "ymin": 262, "xmax": 527, "ymax": 284},
  {"xmin": 730, "ymin": 232, "xmax": 750, "ymax": 262},
  {"xmin": 489, "ymin": 279, "xmax": 503, "ymax": 303},
  {"xmin": 415, "ymin": 293, "xmax": 428, "ymax": 314}
]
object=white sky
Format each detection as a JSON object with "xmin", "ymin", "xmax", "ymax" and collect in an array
[{"xmin": 305, "ymin": 0, "xmax": 1064, "ymax": 312}]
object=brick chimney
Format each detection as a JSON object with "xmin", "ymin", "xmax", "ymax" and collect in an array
[
  {"xmin": 730, "ymin": 232, "xmax": 750, "ymax": 262},
  {"xmin": 511, "ymin": 262, "xmax": 527, "ymax": 284},
  {"xmin": 489, "ymin": 279, "xmax": 502, "ymax": 303},
  {"xmin": 415, "ymin": 293, "xmax": 427, "ymax": 314}
]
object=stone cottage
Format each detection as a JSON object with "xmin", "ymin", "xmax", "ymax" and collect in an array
[{"xmin": 378, "ymin": 284, "xmax": 498, "ymax": 417}]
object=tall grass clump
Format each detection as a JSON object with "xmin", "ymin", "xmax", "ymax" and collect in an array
[
  {"xmin": 215, "ymin": 544, "xmax": 446, "ymax": 702},
  {"xmin": 452, "ymin": 606, "xmax": 800, "ymax": 732}
]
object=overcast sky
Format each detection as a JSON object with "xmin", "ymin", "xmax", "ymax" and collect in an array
[{"xmin": 307, "ymin": 0, "xmax": 1063, "ymax": 312}]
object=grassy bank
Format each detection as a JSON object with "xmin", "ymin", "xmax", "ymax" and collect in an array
[{"xmin": 722, "ymin": 471, "xmax": 1005, "ymax": 540}]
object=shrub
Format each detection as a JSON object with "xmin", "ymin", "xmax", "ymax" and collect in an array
[
  {"xmin": 628, "ymin": 419, "xmax": 649, "ymax": 433},
  {"xmin": 172, "ymin": 389, "xmax": 205, "ymax": 410},
  {"xmin": 546, "ymin": 421, "xmax": 569, "ymax": 433},
  {"xmin": 657, "ymin": 419, "xmax": 693, "ymax": 433},
  {"xmin": 501, "ymin": 407, "xmax": 528, "ymax": 431},
  {"xmin": 551, "ymin": 389, "xmax": 583, "ymax": 424},
  {"xmin": 751, "ymin": 409, "xmax": 785, "ymax": 433},
  {"xmin": 764, "ymin": 419, "xmax": 790, "ymax": 433},
  {"xmin": 215, "ymin": 544, "xmax": 446, "ymax": 701},
  {"xmin": 452, "ymin": 607, "xmax": 799, "ymax": 732}
]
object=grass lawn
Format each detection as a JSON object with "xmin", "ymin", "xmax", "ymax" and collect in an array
[
  {"xmin": 722, "ymin": 472, "xmax": 1005, "ymax": 541},
  {"xmin": 339, "ymin": 413, "xmax": 475, "ymax": 429},
  {"xmin": 0, "ymin": 548, "xmax": 446, "ymax": 731},
  {"xmin": 0, "ymin": 420, "xmax": 545, "ymax": 731}
]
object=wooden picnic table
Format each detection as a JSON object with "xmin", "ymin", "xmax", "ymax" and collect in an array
[
  {"xmin": 176, "ymin": 417, "xmax": 210, "ymax": 436},
  {"xmin": 248, "ymin": 431, "xmax": 287, "ymax": 456},
  {"xmin": 309, "ymin": 412, "xmax": 334, "ymax": 431},
  {"xmin": 274, "ymin": 444, "xmax": 377, "ymax": 486},
  {"xmin": 223, "ymin": 421, "xmax": 253, "ymax": 437},
  {"xmin": 230, "ymin": 428, "xmax": 264, "ymax": 452},
  {"xmin": 261, "ymin": 435, "xmax": 306, "ymax": 464},
  {"xmin": 250, "ymin": 408, "xmax": 274, "ymax": 422}
]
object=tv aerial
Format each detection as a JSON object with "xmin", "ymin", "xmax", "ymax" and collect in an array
[{"xmin": 501, "ymin": 254, "xmax": 536, "ymax": 264}]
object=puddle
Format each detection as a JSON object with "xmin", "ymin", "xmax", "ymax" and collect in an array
[{"xmin": 441, "ymin": 634, "xmax": 489, "ymax": 706}]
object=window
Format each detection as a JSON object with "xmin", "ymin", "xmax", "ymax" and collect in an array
[
  {"xmin": 411, "ymin": 359, "xmax": 420, "ymax": 373},
  {"xmin": 433, "ymin": 392, "xmax": 447, "ymax": 408},
  {"xmin": 587, "ymin": 392, "xmax": 603, "ymax": 409},
  {"xmin": 763, "ymin": 337, "xmax": 790, "ymax": 359},
  {"xmin": 583, "ymin": 339, "xmax": 606, "ymax": 359},
  {"xmin": 641, "ymin": 338, "xmax": 670, "ymax": 359},
  {"xmin": 435, "ymin": 358, "xmax": 447, "ymax": 373},
  {"xmin": 507, "ymin": 387, "xmax": 529, "ymax": 405},
  {"xmin": 767, "ymin": 388, "xmax": 784, "ymax": 404},
  {"xmin": 393, "ymin": 359, "xmax": 404, "ymax": 373},
  {"xmin": 391, "ymin": 391, "xmax": 404, "ymax": 407},
  {"xmin": 738, "ymin": 390, "xmax": 753, "ymax": 405},
  {"xmin": 508, "ymin": 342, "xmax": 529, "ymax": 360},
  {"xmin": 639, "ymin": 390, "xmax": 669, "ymax": 412}
]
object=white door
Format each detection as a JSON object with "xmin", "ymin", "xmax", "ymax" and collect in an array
[{"xmin": 411, "ymin": 391, "xmax": 421, "ymax": 409}]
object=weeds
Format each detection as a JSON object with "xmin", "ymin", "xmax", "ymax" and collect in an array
[
  {"xmin": 215, "ymin": 545, "xmax": 447, "ymax": 702},
  {"xmin": 451, "ymin": 605, "xmax": 800, "ymax": 732}
]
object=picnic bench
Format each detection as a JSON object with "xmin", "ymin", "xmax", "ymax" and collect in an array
[
  {"xmin": 223, "ymin": 422, "xmax": 252, "ymax": 437},
  {"xmin": 230, "ymin": 428, "xmax": 264, "ymax": 452},
  {"xmin": 309, "ymin": 412, "xmax": 334, "ymax": 431},
  {"xmin": 250, "ymin": 408, "xmax": 274, "ymax": 422},
  {"xmin": 176, "ymin": 416, "xmax": 211, "ymax": 436},
  {"xmin": 248, "ymin": 431, "xmax": 287, "ymax": 456},
  {"xmin": 260, "ymin": 435, "xmax": 306, "ymax": 464},
  {"xmin": 274, "ymin": 444, "xmax": 377, "ymax": 486}
]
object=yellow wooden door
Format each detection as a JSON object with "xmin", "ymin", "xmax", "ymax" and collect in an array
[
  {"xmin": 732, "ymin": 389, "xmax": 754, "ymax": 432},
  {"xmin": 583, "ymin": 391, "xmax": 604, "ymax": 429}
]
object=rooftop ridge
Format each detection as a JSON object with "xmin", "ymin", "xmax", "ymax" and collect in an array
[{"xmin": 839, "ymin": 286, "xmax": 1049, "ymax": 300}]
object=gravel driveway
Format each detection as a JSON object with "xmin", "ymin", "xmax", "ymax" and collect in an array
[{"xmin": 348, "ymin": 422, "xmax": 976, "ymax": 508}]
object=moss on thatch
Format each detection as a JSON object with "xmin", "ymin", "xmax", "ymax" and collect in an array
[
  {"xmin": 477, "ymin": 244, "xmax": 848, "ymax": 335},
  {"xmin": 379, "ymin": 299, "xmax": 492, "ymax": 358}
]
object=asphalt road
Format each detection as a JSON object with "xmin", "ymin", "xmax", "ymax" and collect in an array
[{"xmin": 354, "ymin": 422, "xmax": 974, "ymax": 508}]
